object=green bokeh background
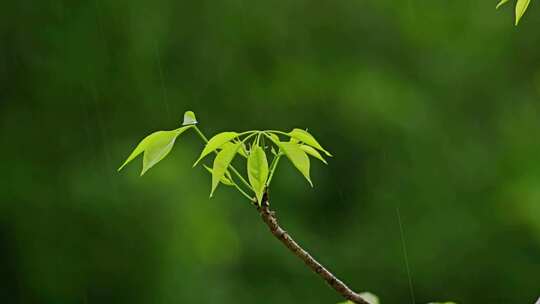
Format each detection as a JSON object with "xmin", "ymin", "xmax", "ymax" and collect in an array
[{"xmin": 2, "ymin": 1, "xmax": 540, "ymax": 303}]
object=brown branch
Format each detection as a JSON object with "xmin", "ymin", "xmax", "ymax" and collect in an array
[{"xmin": 256, "ymin": 193, "xmax": 369, "ymax": 304}]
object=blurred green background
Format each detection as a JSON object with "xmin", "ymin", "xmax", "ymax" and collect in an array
[{"xmin": 1, "ymin": 1, "xmax": 540, "ymax": 303}]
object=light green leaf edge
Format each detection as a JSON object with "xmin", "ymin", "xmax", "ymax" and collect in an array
[
  {"xmin": 203, "ymin": 165, "xmax": 234, "ymax": 186},
  {"xmin": 300, "ymin": 144, "xmax": 327, "ymax": 164},
  {"xmin": 247, "ymin": 145, "xmax": 269, "ymax": 204},
  {"xmin": 515, "ymin": 0, "xmax": 531, "ymax": 25},
  {"xmin": 210, "ymin": 142, "xmax": 241, "ymax": 197},
  {"xmin": 221, "ymin": 141, "xmax": 248, "ymax": 158},
  {"xmin": 118, "ymin": 126, "xmax": 192, "ymax": 175},
  {"xmin": 288, "ymin": 128, "xmax": 332, "ymax": 157},
  {"xmin": 268, "ymin": 132, "xmax": 280, "ymax": 143},
  {"xmin": 496, "ymin": 0, "xmax": 510, "ymax": 9},
  {"xmin": 194, "ymin": 131, "xmax": 239, "ymax": 167},
  {"xmin": 266, "ymin": 134, "xmax": 312, "ymax": 186}
]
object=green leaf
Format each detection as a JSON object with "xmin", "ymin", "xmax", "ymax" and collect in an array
[
  {"xmin": 515, "ymin": 0, "xmax": 531, "ymax": 25},
  {"xmin": 496, "ymin": 0, "xmax": 510, "ymax": 9},
  {"xmin": 427, "ymin": 302, "xmax": 457, "ymax": 304},
  {"xmin": 203, "ymin": 165, "xmax": 234, "ymax": 186},
  {"xmin": 221, "ymin": 141, "xmax": 248, "ymax": 158},
  {"xmin": 266, "ymin": 134, "xmax": 312, "ymax": 185},
  {"xmin": 194, "ymin": 131, "xmax": 239, "ymax": 167},
  {"xmin": 278, "ymin": 141, "xmax": 312, "ymax": 186},
  {"xmin": 182, "ymin": 110, "xmax": 198, "ymax": 125},
  {"xmin": 268, "ymin": 132, "xmax": 280, "ymax": 143},
  {"xmin": 211, "ymin": 142, "xmax": 241, "ymax": 197},
  {"xmin": 299, "ymin": 144, "xmax": 327, "ymax": 164},
  {"xmin": 288, "ymin": 128, "xmax": 332, "ymax": 157},
  {"xmin": 118, "ymin": 126, "xmax": 191, "ymax": 175},
  {"xmin": 247, "ymin": 145, "xmax": 269, "ymax": 204}
]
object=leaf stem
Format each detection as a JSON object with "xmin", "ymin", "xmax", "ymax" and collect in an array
[
  {"xmin": 229, "ymin": 167, "xmax": 253, "ymax": 192},
  {"xmin": 193, "ymin": 125, "xmax": 254, "ymax": 192},
  {"xmin": 239, "ymin": 130, "xmax": 257, "ymax": 136},
  {"xmin": 255, "ymin": 131, "xmax": 262, "ymax": 146},
  {"xmin": 233, "ymin": 182, "xmax": 253, "ymax": 201},
  {"xmin": 266, "ymin": 130, "xmax": 290, "ymax": 137},
  {"xmin": 193, "ymin": 125, "xmax": 209, "ymax": 142},
  {"xmin": 263, "ymin": 132, "xmax": 282, "ymax": 187},
  {"xmin": 266, "ymin": 153, "xmax": 282, "ymax": 187}
]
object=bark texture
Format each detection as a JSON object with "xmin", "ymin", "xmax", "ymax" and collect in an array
[{"xmin": 257, "ymin": 196, "xmax": 368, "ymax": 304}]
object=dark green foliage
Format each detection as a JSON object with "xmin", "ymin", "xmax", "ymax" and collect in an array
[{"xmin": 1, "ymin": 1, "xmax": 539, "ymax": 304}]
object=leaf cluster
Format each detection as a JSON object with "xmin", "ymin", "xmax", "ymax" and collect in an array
[{"xmin": 118, "ymin": 111, "xmax": 331, "ymax": 205}]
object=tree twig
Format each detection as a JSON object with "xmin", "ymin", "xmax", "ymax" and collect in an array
[{"xmin": 256, "ymin": 193, "xmax": 369, "ymax": 304}]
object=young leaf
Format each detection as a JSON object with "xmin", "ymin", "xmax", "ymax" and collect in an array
[
  {"xmin": 278, "ymin": 141, "xmax": 312, "ymax": 186},
  {"xmin": 515, "ymin": 0, "xmax": 531, "ymax": 25},
  {"xmin": 203, "ymin": 165, "xmax": 234, "ymax": 186},
  {"xmin": 211, "ymin": 142, "xmax": 241, "ymax": 197},
  {"xmin": 496, "ymin": 0, "xmax": 510, "ymax": 9},
  {"xmin": 118, "ymin": 126, "xmax": 191, "ymax": 175},
  {"xmin": 182, "ymin": 110, "xmax": 198, "ymax": 126},
  {"xmin": 288, "ymin": 128, "xmax": 332, "ymax": 157},
  {"xmin": 268, "ymin": 132, "xmax": 280, "ymax": 143},
  {"xmin": 141, "ymin": 131, "xmax": 180, "ymax": 175},
  {"xmin": 247, "ymin": 145, "xmax": 269, "ymax": 204},
  {"xmin": 238, "ymin": 142, "xmax": 249, "ymax": 158},
  {"xmin": 194, "ymin": 131, "xmax": 239, "ymax": 166},
  {"xmin": 118, "ymin": 139, "xmax": 148, "ymax": 172},
  {"xmin": 299, "ymin": 144, "xmax": 327, "ymax": 164},
  {"xmin": 221, "ymin": 141, "xmax": 248, "ymax": 158}
]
